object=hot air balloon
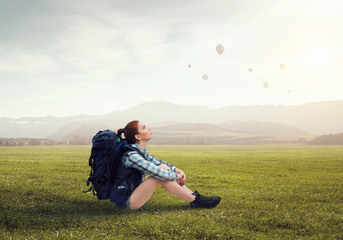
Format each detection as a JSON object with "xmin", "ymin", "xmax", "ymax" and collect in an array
[
  {"xmin": 203, "ymin": 74, "xmax": 208, "ymax": 81},
  {"xmin": 263, "ymin": 82, "xmax": 269, "ymax": 89},
  {"xmin": 216, "ymin": 44, "xmax": 224, "ymax": 56}
]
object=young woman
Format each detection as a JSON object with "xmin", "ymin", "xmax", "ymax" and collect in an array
[{"xmin": 111, "ymin": 120, "xmax": 221, "ymax": 210}]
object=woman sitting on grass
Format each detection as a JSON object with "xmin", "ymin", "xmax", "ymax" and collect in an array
[{"xmin": 112, "ymin": 120, "xmax": 221, "ymax": 210}]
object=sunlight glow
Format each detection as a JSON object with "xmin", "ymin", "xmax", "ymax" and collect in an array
[{"xmin": 307, "ymin": 47, "xmax": 327, "ymax": 66}]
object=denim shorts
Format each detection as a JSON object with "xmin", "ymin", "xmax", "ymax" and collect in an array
[
  {"xmin": 116, "ymin": 195, "xmax": 130, "ymax": 209},
  {"xmin": 110, "ymin": 189, "xmax": 131, "ymax": 209}
]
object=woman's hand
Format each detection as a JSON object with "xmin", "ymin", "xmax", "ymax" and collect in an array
[
  {"xmin": 176, "ymin": 169, "xmax": 187, "ymax": 186},
  {"xmin": 161, "ymin": 165, "xmax": 187, "ymax": 186}
]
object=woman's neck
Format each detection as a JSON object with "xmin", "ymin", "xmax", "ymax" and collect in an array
[{"xmin": 138, "ymin": 141, "xmax": 147, "ymax": 150}]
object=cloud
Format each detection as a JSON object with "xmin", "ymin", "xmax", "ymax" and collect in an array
[{"xmin": 0, "ymin": 48, "xmax": 58, "ymax": 74}]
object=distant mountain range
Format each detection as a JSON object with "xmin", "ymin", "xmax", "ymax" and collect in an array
[
  {"xmin": 44, "ymin": 121, "xmax": 308, "ymax": 145},
  {"xmin": 1, "ymin": 100, "xmax": 343, "ymax": 143},
  {"xmin": 307, "ymin": 133, "xmax": 343, "ymax": 145}
]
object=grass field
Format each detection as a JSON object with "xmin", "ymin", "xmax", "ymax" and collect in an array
[{"xmin": 0, "ymin": 145, "xmax": 342, "ymax": 239}]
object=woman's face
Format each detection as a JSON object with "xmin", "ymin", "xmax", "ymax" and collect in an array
[{"xmin": 136, "ymin": 122, "xmax": 153, "ymax": 142}]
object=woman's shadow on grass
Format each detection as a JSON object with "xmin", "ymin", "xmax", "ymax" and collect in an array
[{"xmin": 6, "ymin": 189, "xmax": 203, "ymax": 222}]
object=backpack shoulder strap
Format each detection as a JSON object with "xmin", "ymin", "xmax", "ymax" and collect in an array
[{"xmin": 120, "ymin": 144, "xmax": 145, "ymax": 157}]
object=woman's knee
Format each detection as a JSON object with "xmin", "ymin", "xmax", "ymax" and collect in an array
[{"xmin": 128, "ymin": 177, "xmax": 165, "ymax": 210}]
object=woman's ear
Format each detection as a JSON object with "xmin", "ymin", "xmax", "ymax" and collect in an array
[{"xmin": 135, "ymin": 134, "xmax": 141, "ymax": 142}]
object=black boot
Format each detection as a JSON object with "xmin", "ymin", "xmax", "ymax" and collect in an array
[
  {"xmin": 190, "ymin": 190, "xmax": 221, "ymax": 208},
  {"xmin": 192, "ymin": 190, "xmax": 200, "ymax": 197}
]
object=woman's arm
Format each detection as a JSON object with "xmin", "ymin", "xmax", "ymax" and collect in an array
[
  {"xmin": 146, "ymin": 153, "xmax": 178, "ymax": 172},
  {"xmin": 123, "ymin": 152, "xmax": 180, "ymax": 181},
  {"xmin": 145, "ymin": 153, "xmax": 187, "ymax": 185}
]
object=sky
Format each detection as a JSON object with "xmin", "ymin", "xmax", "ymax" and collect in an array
[{"xmin": 1, "ymin": 0, "xmax": 342, "ymax": 118}]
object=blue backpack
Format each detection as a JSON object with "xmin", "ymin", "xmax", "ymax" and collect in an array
[{"xmin": 84, "ymin": 129, "xmax": 136, "ymax": 200}]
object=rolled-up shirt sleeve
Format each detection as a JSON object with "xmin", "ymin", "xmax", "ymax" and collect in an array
[{"xmin": 123, "ymin": 151, "xmax": 178, "ymax": 181}]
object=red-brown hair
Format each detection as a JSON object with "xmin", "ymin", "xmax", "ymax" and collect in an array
[{"xmin": 117, "ymin": 120, "xmax": 139, "ymax": 144}]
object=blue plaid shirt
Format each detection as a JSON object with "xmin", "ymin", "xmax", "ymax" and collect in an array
[{"xmin": 122, "ymin": 143, "xmax": 178, "ymax": 181}]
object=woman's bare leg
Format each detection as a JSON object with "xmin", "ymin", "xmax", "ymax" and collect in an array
[
  {"xmin": 158, "ymin": 164, "xmax": 194, "ymax": 195},
  {"xmin": 180, "ymin": 185, "xmax": 194, "ymax": 195},
  {"xmin": 129, "ymin": 176, "xmax": 161, "ymax": 210},
  {"xmin": 129, "ymin": 176, "xmax": 196, "ymax": 210},
  {"xmin": 160, "ymin": 181, "xmax": 195, "ymax": 202}
]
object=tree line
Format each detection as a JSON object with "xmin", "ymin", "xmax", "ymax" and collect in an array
[{"xmin": 0, "ymin": 135, "xmax": 91, "ymax": 146}]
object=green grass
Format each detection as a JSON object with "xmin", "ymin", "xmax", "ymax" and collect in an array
[{"xmin": 0, "ymin": 145, "xmax": 342, "ymax": 239}]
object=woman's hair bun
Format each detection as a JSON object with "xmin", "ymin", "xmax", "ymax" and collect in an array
[{"xmin": 117, "ymin": 128, "xmax": 125, "ymax": 140}]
